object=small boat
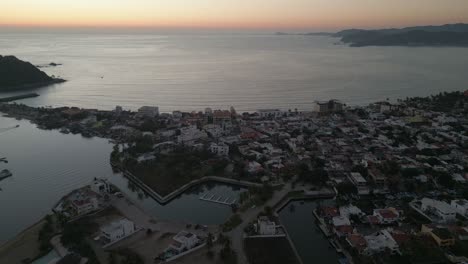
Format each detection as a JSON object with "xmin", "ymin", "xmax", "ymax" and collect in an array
[{"xmin": 0, "ymin": 169, "xmax": 12, "ymax": 181}]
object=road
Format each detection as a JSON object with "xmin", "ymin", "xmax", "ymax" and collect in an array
[{"xmin": 227, "ymin": 182, "xmax": 294, "ymax": 264}]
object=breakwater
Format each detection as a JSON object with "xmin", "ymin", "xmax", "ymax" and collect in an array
[
  {"xmin": 110, "ymin": 161, "xmax": 261, "ymax": 204},
  {"xmin": 0, "ymin": 93, "xmax": 39, "ymax": 102}
]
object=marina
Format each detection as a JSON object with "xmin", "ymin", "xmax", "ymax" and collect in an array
[{"xmin": 199, "ymin": 193, "xmax": 236, "ymax": 206}]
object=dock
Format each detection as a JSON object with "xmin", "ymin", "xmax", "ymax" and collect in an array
[{"xmin": 199, "ymin": 193, "xmax": 236, "ymax": 205}]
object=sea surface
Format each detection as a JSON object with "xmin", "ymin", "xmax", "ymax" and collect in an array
[{"xmin": 1, "ymin": 33, "xmax": 468, "ymax": 112}]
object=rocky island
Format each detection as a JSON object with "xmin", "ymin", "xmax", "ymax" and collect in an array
[{"xmin": 0, "ymin": 55, "xmax": 65, "ymax": 92}]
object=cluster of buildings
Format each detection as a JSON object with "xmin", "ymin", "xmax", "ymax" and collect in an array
[
  {"xmin": 53, "ymin": 178, "xmax": 112, "ymax": 219},
  {"xmin": 2, "ymin": 91, "xmax": 468, "ymax": 262}
]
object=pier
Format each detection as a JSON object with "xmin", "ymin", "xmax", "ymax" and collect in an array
[{"xmin": 199, "ymin": 193, "xmax": 236, "ymax": 205}]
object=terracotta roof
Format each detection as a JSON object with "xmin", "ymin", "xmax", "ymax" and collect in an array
[
  {"xmin": 347, "ymin": 234, "xmax": 367, "ymax": 250},
  {"xmin": 376, "ymin": 209, "xmax": 399, "ymax": 219},
  {"xmin": 320, "ymin": 206, "xmax": 340, "ymax": 217}
]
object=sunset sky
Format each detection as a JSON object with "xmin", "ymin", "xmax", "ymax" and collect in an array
[{"xmin": 2, "ymin": 0, "xmax": 468, "ymax": 30}]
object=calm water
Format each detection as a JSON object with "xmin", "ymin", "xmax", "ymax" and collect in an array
[
  {"xmin": 0, "ymin": 115, "xmax": 243, "ymax": 244},
  {"xmin": 1, "ymin": 33, "xmax": 468, "ymax": 112},
  {"xmin": 279, "ymin": 200, "xmax": 340, "ymax": 264}
]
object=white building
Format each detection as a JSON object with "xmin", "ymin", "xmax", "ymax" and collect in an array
[
  {"xmin": 364, "ymin": 230, "xmax": 400, "ymax": 255},
  {"xmin": 313, "ymin": 100, "xmax": 343, "ymax": 113},
  {"xmin": 332, "ymin": 216, "xmax": 351, "ymax": 227},
  {"xmin": 138, "ymin": 106, "xmax": 159, "ymax": 117},
  {"xmin": 347, "ymin": 172, "xmax": 370, "ymax": 195},
  {"xmin": 114, "ymin": 105, "xmax": 123, "ymax": 114},
  {"xmin": 177, "ymin": 126, "xmax": 208, "ymax": 145},
  {"xmin": 209, "ymin": 143, "xmax": 229, "ymax": 156},
  {"xmin": 451, "ymin": 199, "xmax": 468, "ymax": 217},
  {"xmin": 71, "ymin": 197, "xmax": 99, "ymax": 216},
  {"xmin": 257, "ymin": 216, "xmax": 276, "ymax": 235},
  {"xmin": 100, "ymin": 218, "xmax": 136, "ymax": 244},
  {"xmin": 421, "ymin": 198, "xmax": 456, "ymax": 223},
  {"xmin": 137, "ymin": 153, "xmax": 156, "ymax": 163},
  {"xmin": 90, "ymin": 178, "xmax": 111, "ymax": 195},
  {"xmin": 257, "ymin": 109, "xmax": 282, "ymax": 118},
  {"xmin": 373, "ymin": 208, "xmax": 400, "ymax": 225},
  {"xmin": 169, "ymin": 231, "xmax": 200, "ymax": 253}
]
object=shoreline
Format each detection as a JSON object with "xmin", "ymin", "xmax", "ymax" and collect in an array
[
  {"xmin": 0, "ymin": 217, "xmax": 46, "ymax": 263},
  {"xmin": 0, "ymin": 78, "xmax": 66, "ymax": 93}
]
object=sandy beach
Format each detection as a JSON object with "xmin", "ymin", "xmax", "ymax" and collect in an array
[{"xmin": 0, "ymin": 217, "xmax": 45, "ymax": 264}]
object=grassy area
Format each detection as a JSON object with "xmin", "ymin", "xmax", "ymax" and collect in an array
[
  {"xmin": 222, "ymin": 214, "xmax": 243, "ymax": 232},
  {"xmin": 127, "ymin": 150, "xmax": 227, "ymax": 196},
  {"xmin": 244, "ymin": 237, "xmax": 300, "ymax": 264}
]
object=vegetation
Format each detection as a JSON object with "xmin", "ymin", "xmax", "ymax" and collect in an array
[
  {"xmin": 37, "ymin": 214, "xmax": 55, "ymax": 253},
  {"xmin": 404, "ymin": 90, "xmax": 468, "ymax": 113},
  {"xmin": 218, "ymin": 236, "xmax": 237, "ymax": 264},
  {"xmin": 60, "ymin": 219, "xmax": 100, "ymax": 264},
  {"xmin": 125, "ymin": 148, "xmax": 223, "ymax": 196},
  {"xmin": 222, "ymin": 214, "xmax": 242, "ymax": 232},
  {"xmin": 244, "ymin": 237, "xmax": 300, "ymax": 264},
  {"xmin": 0, "ymin": 55, "xmax": 62, "ymax": 91}
]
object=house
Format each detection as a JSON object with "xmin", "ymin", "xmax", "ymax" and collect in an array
[
  {"xmin": 177, "ymin": 126, "xmax": 208, "ymax": 145},
  {"xmin": 257, "ymin": 216, "xmax": 276, "ymax": 235},
  {"xmin": 347, "ymin": 172, "xmax": 370, "ymax": 195},
  {"xmin": 71, "ymin": 197, "xmax": 99, "ymax": 216},
  {"xmin": 332, "ymin": 216, "xmax": 351, "ymax": 226},
  {"xmin": 421, "ymin": 198, "xmax": 456, "ymax": 223},
  {"xmin": 364, "ymin": 230, "xmax": 400, "ymax": 255},
  {"xmin": 319, "ymin": 206, "xmax": 340, "ymax": 219},
  {"xmin": 373, "ymin": 208, "xmax": 400, "ymax": 225},
  {"xmin": 421, "ymin": 225, "xmax": 455, "ymax": 247},
  {"xmin": 334, "ymin": 225, "xmax": 354, "ymax": 237},
  {"xmin": 169, "ymin": 231, "xmax": 200, "ymax": 253},
  {"xmin": 257, "ymin": 109, "xmax": 282, "ymax": 118},
  {"xmin": 246, "ymin": 161, "xmax": 263, "ymax": 175},
  {"xmin": 100, "ymin": 218, "xmax": 136, "ymax": 244},
  {"xmin": 451, "ymin": 199, "xmax": 468, "ymax": 217},
  {"xmin": 137, "ymin": 153, "xmax": 156, "ymax": 163},
  {"xmin": 90, "ymin": 178, "xmax": 111, "ymax": 195},
  {"xmin": 339, "ymin": 205, "xmax": 364, "ymax": 218},
  {"xmin": 209, "ymin": 143, "xmax": 229, "ymax": 157},
  {"xmin": 212, "ymin": 110, "xmax": 232, "ymax": 124},
  {"xmin": 347, "ymin": 233, "xmax": 367, "ymax": 254},
  {"xmin": 138, "ymin": 106, "xmax": 159, "ymax": 117}
]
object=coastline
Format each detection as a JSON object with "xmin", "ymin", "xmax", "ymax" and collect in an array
[
  {"xmin": 0, "ymin": 217, "xmax": 45, "ymax": 263},
  {"xmin": 0, "ymin": 78, "xmax": 66, "ymax": 93}
]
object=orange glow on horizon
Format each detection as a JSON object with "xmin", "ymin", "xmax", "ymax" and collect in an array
[{"xmin": 1, "ymin": 0, "xmax": 468, "ymax": 31}]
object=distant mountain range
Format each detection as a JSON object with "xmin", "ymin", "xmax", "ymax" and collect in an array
[
  {"xmin": 334, "ymin": 23, "xmax": 468, "ymax": 47},
  {"xmin": 275, "ymin": 32, "xmax": 334, "ymax": 36},
  {"xmin": 276, "ymin": 23, "xmax": 468, "ymax": 47},
  {"xmin": 0, "ymin": 55, "xmax": 65, "ymax": 92}
]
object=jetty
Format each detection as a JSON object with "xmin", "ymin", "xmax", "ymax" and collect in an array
[
  {"xmin": 0, "ymin": 93, "xmax": 39, "ymax": 103},
  {"xmin": 199, "ymin": 193, "xmax": 236, "ymax": 205}
]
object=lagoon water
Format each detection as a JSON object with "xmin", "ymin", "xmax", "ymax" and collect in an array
[
  {"xmin": 1, "ymin": 33, "xmax": 468, "ymax": 112},
  {"xmin": 0, "ymin": 115, "xmax": 243, "ymax": 244}
]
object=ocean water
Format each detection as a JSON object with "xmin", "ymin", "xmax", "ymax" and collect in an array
[{"xmin": 1, "ymin": 33, "xmax": 467, "ymax": 112}]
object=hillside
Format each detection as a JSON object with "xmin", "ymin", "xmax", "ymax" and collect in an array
[
  {"xmin": 0, "ymin": 55, "xmax": 65, "ymax": 92},
  {"xmin": 334, "ymin": 23, "xmax": 468, "ymax": 47}
]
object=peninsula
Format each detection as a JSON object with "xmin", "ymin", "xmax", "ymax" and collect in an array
[
  {"xmin": 334, "ymin": 23, "xmax": 468, "ymax": 47},
  {"xmin": 0, "ymin": 55, "xmax": 65, "ymax": 92}
]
